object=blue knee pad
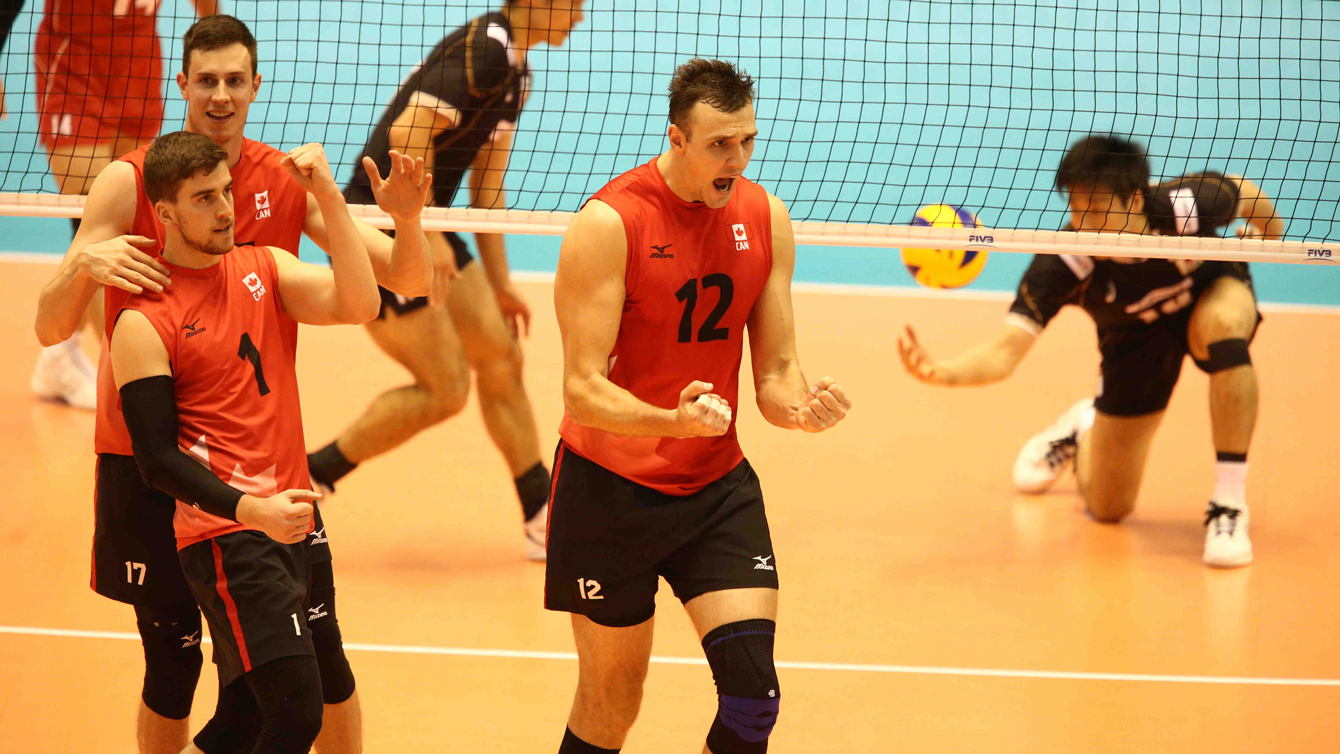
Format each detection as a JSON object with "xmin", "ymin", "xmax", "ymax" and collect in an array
[
  {"xmin": 134, "ymin": 601, "xmax": 204, "ymax": 720},
  {"xmin": 702, "ymin": 619, "xmax": 780, "ymax": 753}
]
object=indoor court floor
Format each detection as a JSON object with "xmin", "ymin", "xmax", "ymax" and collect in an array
[{"xmin": 2, "ymin": 257, "xmax": 1340, "ymax": 752}]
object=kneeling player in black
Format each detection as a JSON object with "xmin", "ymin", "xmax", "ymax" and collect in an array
[{"xmin": 899, "ymin": 134, "xmax": 1284, "ymax": 567}]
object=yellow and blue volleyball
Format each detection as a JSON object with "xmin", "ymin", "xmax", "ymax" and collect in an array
[{"xmin": 901, "ymin": 204, "xmax": 988, "ymax": 289}]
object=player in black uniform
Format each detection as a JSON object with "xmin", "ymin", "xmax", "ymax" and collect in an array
[
  {"xmin": 898, "ymin": 135, "xmax": 1284, "ymax": 568},
  {"xmin": 307, "ymin": 0, "xmax": 587, "ymax": 560}
]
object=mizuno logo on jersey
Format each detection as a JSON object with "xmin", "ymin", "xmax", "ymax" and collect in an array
[
  {"xmin": 308, "ymin": 603, "xmax": 329, "ymax": 621},
  {"xmin": 753, "ymin": 555, "xmax": 775, "ymax": 571},
  {"xmin": 183, "ymin": 319, "xmax": 208, "ymax": 338},
  {"xmin": 650, "ymin": 243, "xmax": 674, "ymax": 258},
  {"xmin": 242, "ymin": 272, "xmax": 267, "ymax": 301},
  {"xmin": 254, "ymin": 190, "xmax": 271, "ymax": 220}
]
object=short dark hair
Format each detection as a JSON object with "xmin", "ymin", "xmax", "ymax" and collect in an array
[
  {"xmin": 1055, "ymin": 135, "xmax": 1151, "ymax": 200},
  {"xmin": 182, "ymin": 14, "xmax": 258, "ymax": 76},
  {"xmin": 668, "ymin": 58, "xmax": 756, "ymax": 130},
  {"xmin": 144, "ymin": 131, "xmax": 230, "ymax": 204}
]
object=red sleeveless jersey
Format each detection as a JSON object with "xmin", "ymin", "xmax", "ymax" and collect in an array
[
  {"xmin": 558, "ymin": 158, "xmax": 774, "ymax": 495},
  {"xmin": 116, "ymin": 245, "xmax": 310, "ymax": 549},
  {"xmin": 96, "ymin": 139, "xmax": 307, "ymax": 456}
]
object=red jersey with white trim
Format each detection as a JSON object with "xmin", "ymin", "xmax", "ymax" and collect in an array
[
  {"xmin": 96, "ymin": 139, "xmax": 307, "ymax": 456},
  {"xmin": 117, "ymin": 245, "xmax": 310, "ymax": 549},
  {"xmin": 558, "ymin": 158, "xmax": 774, "ymax": 495}
]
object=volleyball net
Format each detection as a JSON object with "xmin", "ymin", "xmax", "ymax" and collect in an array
[{"xmin": 0, "ymin": 0, "xmax": 1336, "ymax": 263}]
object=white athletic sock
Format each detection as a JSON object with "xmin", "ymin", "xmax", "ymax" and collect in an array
[{"xmin": 1213, "ymin": 461, "xmax": 1248, "ymax": 506}]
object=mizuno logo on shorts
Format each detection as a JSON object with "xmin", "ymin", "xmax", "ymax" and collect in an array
[{"xmin": 753, "ymin": 555, "xmax": 775, "ymax": 571}]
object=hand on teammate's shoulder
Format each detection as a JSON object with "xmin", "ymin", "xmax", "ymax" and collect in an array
[{"xmin": 796, "ymin": 377, "xmax": 850, "ymax": 433}]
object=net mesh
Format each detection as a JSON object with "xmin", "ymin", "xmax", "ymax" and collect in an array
[{"xmin": 0, "ymin": 0, "xmax": 1337, "ymax": 254}]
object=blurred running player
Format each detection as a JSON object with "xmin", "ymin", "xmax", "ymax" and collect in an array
[
  {"xmin": 308, "ymin": 0, "xmax": 587, "ymax": 560},
  {"xmin": 110, "ymin": 130, "xmax": 388, "ymax": 754},
  {"xmin": 899, "ymin": 134, "xmax": 1284, "ymax": 568},
  {"xmin": 548, "ymin": 58, "xmax": 851, "ymax": 753}
]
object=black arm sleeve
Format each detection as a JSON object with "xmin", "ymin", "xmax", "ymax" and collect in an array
[
  {"xmin": 0, "ymin": 0, "xmax": 26, "ymax": 53},
  {"xmin": 120, "ymin": 376, "xmax": 245, "ymax": 522}
]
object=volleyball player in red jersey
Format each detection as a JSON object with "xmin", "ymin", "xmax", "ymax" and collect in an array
[
  {"xmin": 547, "ymin": 59, "xmax": 851, "ymax": 754},
  {"xmin": 13, "ymin": 0, "xmax": 216, "ymax": 410},
  {"xmin": 32, "ymin": 16, "xmax": 430, "ymax": 754},
  {"xmin": 110, "ymin": 130, "xmax": 389, "ymax": 754}
]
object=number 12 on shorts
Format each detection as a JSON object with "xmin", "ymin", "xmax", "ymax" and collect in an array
[{"xmin": 577, "ymin": 578, "xmax": 604, "ymax": 600}]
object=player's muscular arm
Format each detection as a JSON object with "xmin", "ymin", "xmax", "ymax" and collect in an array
[
  {"xmin": 188, "ymin": 0, "xmax": 218, "ymax": 17},
  {"xmin": 470, "ymin": 131, "xmax": 530, "ymax": 335},
  {"xmin": 111, "ymin": 311, "xmax": 315, "ymax": 543},
  {"xmin": 556, "ymin": 201, "xmax": 729, "ymax": 439},
  {"xmin": 34, "ymin": 162, "xmax": 170, "ymax": 346},
  {"xmin": 748, "ymin": 194, "xmax": 851, "ymax": 433},
  {"xmin": 281, "ymin": 144, "xmax": 380, "ymax": 323},
  {"xmin": 899, "ymin": 323, "xmax": 1036, "ymax": 386},
  {"xmin": 302, "ymin": 150, "xmax": 434, "ymax": 299},
  {"xmin": 1227, "ymin": 175, "xmax": 1285, "ymax": 241}
]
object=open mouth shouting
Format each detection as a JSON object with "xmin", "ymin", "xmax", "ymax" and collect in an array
[
  {"xmin": 206, "ymin": 109, "xmax": 234, "ymax": 126},
  {"xmin": 712, "ymin": 176, "xmax": 737, "ymax": 196}
]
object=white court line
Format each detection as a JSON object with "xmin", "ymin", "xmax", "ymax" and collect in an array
[
  {"xmin": 3, "ymin": 253, "xmax": 1336, "ymax": 315},
  {"xmin": 3, "ymin": 624, "xmax": 1339, "ymax": 687}
]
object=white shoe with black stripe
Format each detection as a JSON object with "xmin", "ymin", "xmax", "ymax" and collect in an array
[{"xmin": 1203, "ymin": 499, "xmax": 1253, "ymax": 568}]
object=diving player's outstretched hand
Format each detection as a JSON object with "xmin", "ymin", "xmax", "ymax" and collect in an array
[
  {"xmin": 281, "ymin": 143, "xmax": 341, "ymax": 199},
  {"xmin": 795, "ymin": 377, "xmax": 851, "ymax": 433},
  {"xmin": 365, "ymin": 150, "xmax": 432, "ymax": 223},
  {"xmin": 676, "ymin": 381, "xmax": 733, "ymax": 438},
  {"xmin": 898, "ymin": 324, "xmax": 945, "ymax": 384},
  {"xmin": 237, "ymin": 489, "xmax": 321, "ymax": 544}
]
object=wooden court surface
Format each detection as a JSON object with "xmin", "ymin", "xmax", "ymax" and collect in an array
[{"xmin": 2, "ymin": 258, "xmax": 1340, "ymax": 752}]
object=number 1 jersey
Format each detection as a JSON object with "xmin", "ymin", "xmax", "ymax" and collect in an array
[
  {"xmin": 558, "ymin": 158, "xmax": 774, "ymax": 496},
  {"xmin": 116, "ymin": 245, "xmax": 310, "ymax": 549}
]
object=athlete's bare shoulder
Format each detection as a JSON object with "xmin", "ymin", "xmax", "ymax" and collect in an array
[{"xmin": 566, "ymin": 199, "xmax": 626, "ymax": 254}]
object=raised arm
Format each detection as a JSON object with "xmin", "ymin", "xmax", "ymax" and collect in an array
[
  {"xmin": 34, "ymin": 161, "xmax": 170, "ymax": 345},
  {"xmin": 110, "ymin": 309, "xmax": 314, "ymax": 543},
  {"xmin": 1227, "ymin": 175, "xmax": 1285, "ymax": 241},
  {"xmin": 301, "ymin": 149, "xmax": 435, "ymax": 300},
  {"xmin": 555, "ymin": 201, "xmax": 728, "ymax": 439},
  {"xmin": 469, "ymin": 130, "xmax": 530, "ymax": 335},
  {"xmin": 899, "ymin": 323, "xmax": 1037, "ymax": 386},
  {"xmin": 188, "ymin": 0, "xmax": 219, "ymax": 17},
  {"xmin": 278, "ymin": 144, "xmax": 381, "ymax": 325}
]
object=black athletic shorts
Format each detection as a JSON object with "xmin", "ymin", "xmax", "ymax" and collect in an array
[
  {"xmin": 1095, "ymin": 261, "xmax": 1260, "ymax": 417},
  {"xmin": 377, "ymin": 230, "xmax": 474, "ymax": 318},
  {"xmin": 544, "ymin": 442, "xmax": 779, "ymax": 628},
  {"xmin": 92, "ymin": 454, "xmax": 332, "ymax": 607},
  {"xmin": 179, "ymin": 530, "xmax": 315, "ymax": 688}
]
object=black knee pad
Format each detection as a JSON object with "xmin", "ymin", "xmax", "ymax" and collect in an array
[
  {"xmin": 134, "ymin": 602, "xmax": 204, "ymax": 721},
  {"xmin": 702, "ymin": 619, "xmax": 780, "ymax": 754},
  {"xmin": 192, "ymin": 677, "xmax": 262, "ymax": 754},
  {"xmin": 308, "ymin": 561, "xmax": 357, "ymax": 704},
  {"xmin": 247, "ymin": 656, "xmax": 325, "ymax": 753},
  {"xmin": 1193, "ymin": 338, "xmax": 1252, "ymax": 374}
]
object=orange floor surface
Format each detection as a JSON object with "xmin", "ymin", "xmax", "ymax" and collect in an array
[{"xmin": 2, "ymin": 259, "xmax": 1339, "ymax": 753}]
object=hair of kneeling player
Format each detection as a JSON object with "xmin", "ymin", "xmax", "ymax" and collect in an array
[{"xmin": 1055, "ymin": 134, "xmax": 1152, "ymax": 206}]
